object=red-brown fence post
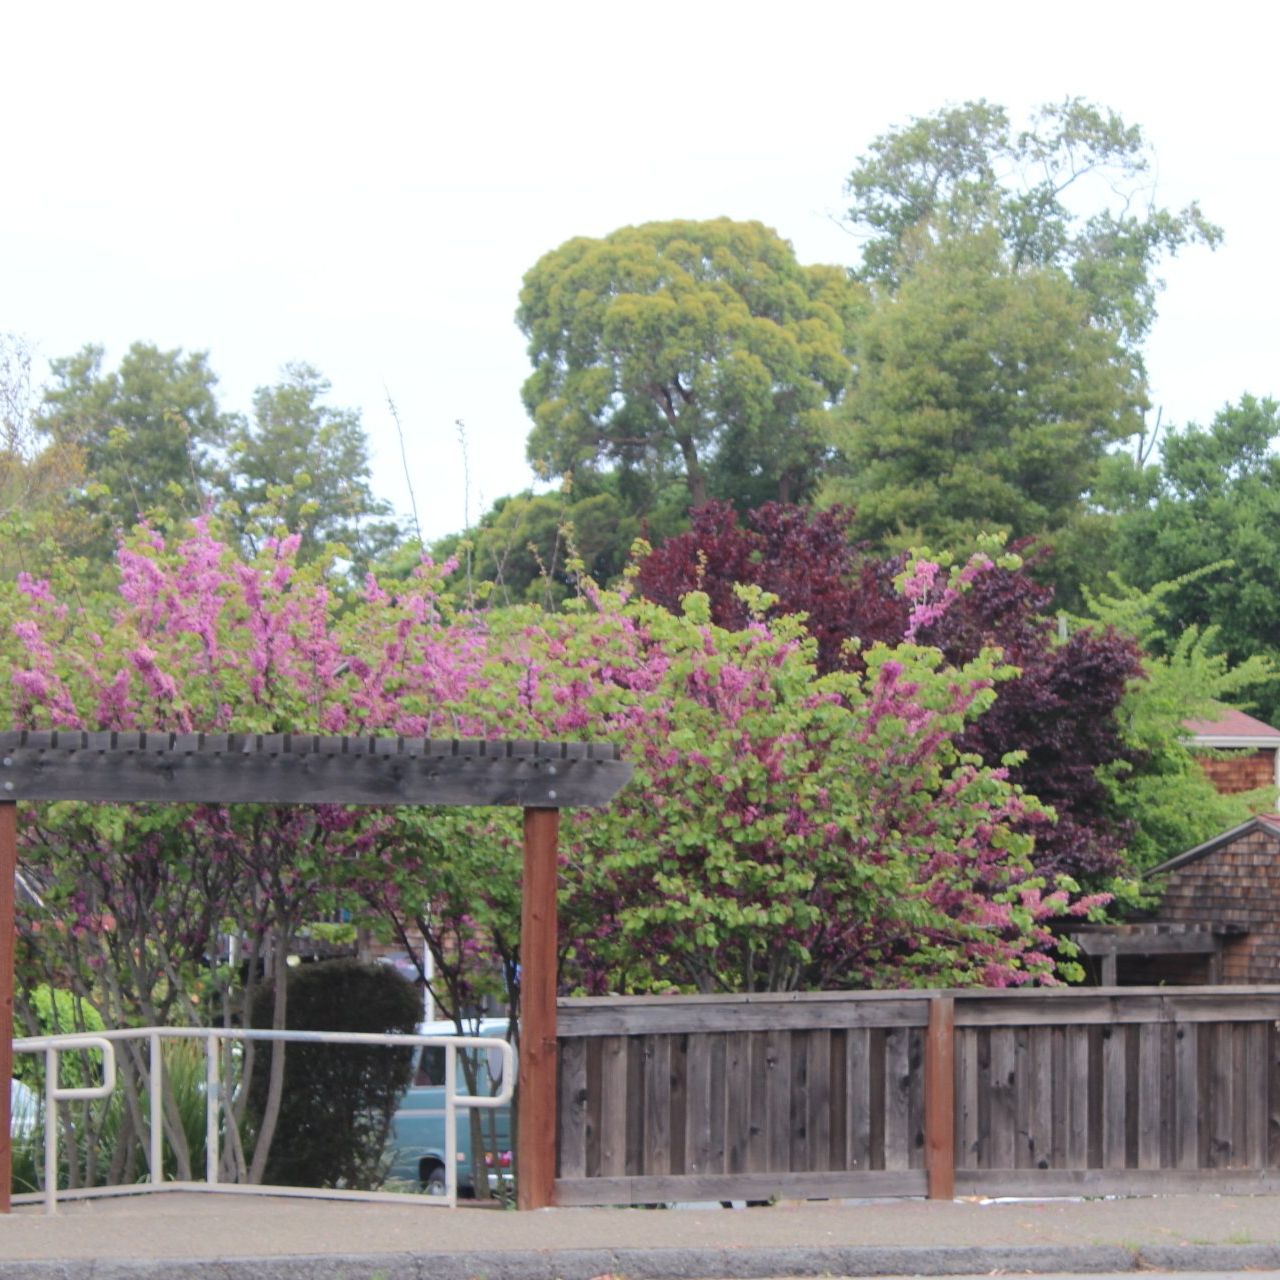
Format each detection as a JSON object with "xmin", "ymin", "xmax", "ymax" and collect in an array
[
  {"xmin": 0, "ymin": 800, "xmax": 16, "ymax": 1213},
  {"xmin": 518, "ymin": 806, "xmax": 560, "ymax": 1210},
  {"xmin": 925, "ymin": 993, "xmax": 956, "ymax": 1200}
]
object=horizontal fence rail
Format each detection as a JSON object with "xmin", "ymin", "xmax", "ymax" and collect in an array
[
  {"xmin": 555, "ymin": 987, "xmax": 1280, "ymax": 1206},
  {"xmin": 12, "ymin": 1028, "xmax": 514, "ymax": 1214}
]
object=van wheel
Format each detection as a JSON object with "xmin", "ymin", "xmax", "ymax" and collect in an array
[{"xmin": 424, "ymin": 1164, "xmax": 447, "ymax": 1196}]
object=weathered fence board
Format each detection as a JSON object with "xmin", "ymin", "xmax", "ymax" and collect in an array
[
  {"xmin": 557, "ymin": 987, "xmax": 1280, "ymax": 1206},
  {"xmin": 1102, "ymin": 1025, "xmax": 1126, "ymax": 1169},
  {"xmin": 724, "ymin": 1032, "xmax": 750, "ymax": 1174},
  {"xmin": 883, "ymin": 1025, "xmax": 912, "ymax": 1171},
  {"xmin": 846, "ymin": 1027, "xmax": 871, "ymax": 1170},
  {"xmin": 641, "ymin": 1035, "xmax": 671, "ymax": 1175},
  {"xmin": 1065, "ymin": 1024, "xmax": 1090, "ymax": 1168},
  {"xmin": 987, "ymin": 1027, "xmax": 1016, "ymax": 1169},
  {"xmin": 599, "ymin": 1035, "xmax": 627, "ymax": 1177},
  {"xmin": 1136, "ymin": 1023, "xmax": 1161, "ymax": 1169},
  {"xmin": 1175, "ymin": 1023, "xmax": 1199, "ymax": 1169},
  {"xmin": 956, "ymin": 1025, "xmax": 978, "ymax": 1168},
  {"xmin": 1247, "ymin": 1022, "xmax": 1269, "ymax": 1168},
  {"xmin": 557, "ymin": 1036, "xmax": 587, "ymax": 1178}
]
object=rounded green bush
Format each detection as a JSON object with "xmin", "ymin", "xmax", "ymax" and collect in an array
[{"xmin": 246, "ymin": 959, "xmax": 422, "ymax": 1189}]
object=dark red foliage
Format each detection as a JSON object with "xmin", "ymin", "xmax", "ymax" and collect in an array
[
  {"xmin": 636, "ymin": 502, "xmax": 906, "ymax": 671},
  {"xmin": 637, "ymin": 505, "xmax": 1144, "ymax": 883},
  {"xmin": 911, "ymin": 559, "xmax": 1143, "ymax": 881}
]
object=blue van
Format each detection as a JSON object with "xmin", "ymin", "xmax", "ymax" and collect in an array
[{"xmin": 385, "ymin": 1018, "xmax": 514, "ymax": 1195}]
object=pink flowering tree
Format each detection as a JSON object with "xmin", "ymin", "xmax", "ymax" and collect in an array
[
  {"xmin": 456, "ymin": 573, "xmax": 1106, "ymax": 994},
  {"xmin": 4, "ymin": 522, "xmax": 1107, "ymax": 1184},
  {"xmin": 2, "ymin": 525, "xmax": 475, "ymax": 1182}
]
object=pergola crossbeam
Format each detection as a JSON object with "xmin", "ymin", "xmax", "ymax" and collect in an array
[{"xmin": 0, "ymin": 730, "xmax": 631, "ymax": 808}]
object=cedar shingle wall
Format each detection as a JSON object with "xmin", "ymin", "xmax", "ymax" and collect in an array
[
  {"xmin": 1197, "ymin": 748, "xmax": 1278, "ymax": 795},
  {"xmin": 1158, "ymin": 828, "xmax": 1280, "ymax": 982}
]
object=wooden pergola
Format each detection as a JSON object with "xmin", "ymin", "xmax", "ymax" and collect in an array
[{"xmin": 0, "ymin": 729, "xmax": 632, "ymax": 1212}]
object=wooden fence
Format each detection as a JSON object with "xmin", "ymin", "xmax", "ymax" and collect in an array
[{"xmin": 555, "ymin": 987, "xmax": 1280, "ymax": 1205}]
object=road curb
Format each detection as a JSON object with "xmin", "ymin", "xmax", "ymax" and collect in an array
[
  {"xmin": 12, "ymin": 1241, "xmax": 1280, "ymax": 1280},
  {"xmin": 1138, "ymin": 1241, "xmax": 1280, "ymax": 1270}
]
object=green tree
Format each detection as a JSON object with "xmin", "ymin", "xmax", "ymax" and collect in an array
[
  {"xmin": 1079, "ymin": 573, "xmax": 1276, "ymax": 874},
  {"xmin": 227, "ymin": 363, "xmax": 400, "ymax": 571},
  {"xmin": 425, "ymin": 470, "xmax": 688, "ymax": 606},
  {"xmin": 517, "ymin": 218, "xmax": 863, "ymax": 512},
  {"xmin": 822, "ymin": 230, "xmax": 1145, "ymax": 553},
  {"xmin": 434, "ymin": 486, "xmax": 636, "ymax": 606},
  {"xmin": 0, "ymin": 333, "xmax": 96, "ymax": 576},
  {"xmin": 36, "ymin": 342, "xmax": 235, "ymax": 553},
  {"xmin": 1105, "ymin": 395, "xmax": 1280, "ymax": 724},
  {"xmin": 844, "ymin": 97, "xmax": 1221, "ymax": 356}
]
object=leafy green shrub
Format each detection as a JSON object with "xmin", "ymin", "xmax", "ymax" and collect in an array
[
  {"xmin": 12, "ymin": 985, "xmax": 115, "ymax": 1197},
  {"xmin": 155, "ymin": 1037, "xmax": 212, "ymax": 1180},
  {"xmin": 14, "ymin": 985, "xmax": 106, "ymax": 1090},
  {"xmin": 246, "ymin": 960, "xmax": 421, "ymax": 1189}
]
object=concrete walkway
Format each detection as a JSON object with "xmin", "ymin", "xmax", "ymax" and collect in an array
[{"xmin": 4, "ymin": 1190, "xmax": 1280, "ymax": 1278}]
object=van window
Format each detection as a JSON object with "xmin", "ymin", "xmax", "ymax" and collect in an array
[{"xmin": 415, "ymin": 1045, "xmax": 446, "ymax": 1087}]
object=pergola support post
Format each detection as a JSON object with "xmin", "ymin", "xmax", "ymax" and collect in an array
[
  {"xmin": 925, "ymin": 994, "xmax": 955, "ymax": 1201},
  {"xmin": 0, "ymin": 801, "xmax": 16, "ymax": 1214},
  {"xmin": 517, "ymin": 806, "xmax": 559, "ymax": 1210}
]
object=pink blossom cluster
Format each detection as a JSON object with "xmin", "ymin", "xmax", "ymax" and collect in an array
[{"xmin": 7, "ymin": 526, "xmax": 1101, "ymax": 999}]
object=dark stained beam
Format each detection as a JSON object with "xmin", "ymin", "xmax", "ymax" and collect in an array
[
  {"xmin": 1068, "ymin": 930, "xmax": 1224, "ymax": 957},
  {"xmin": 0, "ymin": 731, "xmax": 631, "ymax": 809}
]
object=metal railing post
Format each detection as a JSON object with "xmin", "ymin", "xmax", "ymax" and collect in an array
[
  {"xmin": 43, "ymin": 1046, "xmax": 58, "ymax": 1217},
  {"xmin": 206, "ymin": 1033, "xmax": 220, "ymax": 1185},
  {"xmin": 444, "ymin": 1041, "xmax": 458, "ymax": 1207},
  {"xmin": 35, "ymin": 1036, "xmax": 115, "ymax": 1215},
  {"xmin": 149, "ymin": 1032, "xmax": 163, "ymax": 1185}
]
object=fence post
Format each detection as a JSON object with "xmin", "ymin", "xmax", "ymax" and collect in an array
[
  {"xmin": 925, "ymin": 994, "xmax": 956, "ymax": 1200},
  {"xmin": 0, "ymin": 801, "xmax": 15, "ymax": 1214},
  {"xmin": 518, "ymin": 806, "xmax": 559, "ymax": 1210}
]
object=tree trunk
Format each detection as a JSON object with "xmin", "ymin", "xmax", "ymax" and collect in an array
[
  {"xmin": 654, "ymin": 389, "xmax": 707, "ymax": 509},
  {"xmin": 675, "ymin": 433, "xmax": 708, "ymax": 508},
  {"xmin": 247, "ymin": 926, "xmax": 291, "ymax": 1184}
]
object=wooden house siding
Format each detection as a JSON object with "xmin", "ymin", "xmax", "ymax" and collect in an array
[
  {"xmin": 1197, "ymin": 747, "xmax": 1279, "ymax": 795},
  {"xmin": 1154, "ymin": 824, "xmax": 1280, "ymax": 984}
]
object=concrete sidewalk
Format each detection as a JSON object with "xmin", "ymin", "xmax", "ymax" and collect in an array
[{"xmin": 4, "ymin": 1190, "xmax": 1280, "ymax": 1279}]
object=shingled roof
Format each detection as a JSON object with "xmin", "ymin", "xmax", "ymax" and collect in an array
[
  {"xmin": 1185, "ymin": 706, "xmax": 1280, "ymax": 746},
  {"xmin": 1147, "ymin": 812, "xmax": 1280, "ymax": 876}
]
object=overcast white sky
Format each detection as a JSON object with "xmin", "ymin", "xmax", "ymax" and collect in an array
[{"xmin": 3, "ymin": 1, "xmax": 1276, "ymax": 542}]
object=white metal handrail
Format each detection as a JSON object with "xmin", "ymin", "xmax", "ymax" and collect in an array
[
  {"xmin": 12, "ymin": 1034, "xmax": 117, "ymax": 1215},
  {"xmin": 11, "ymin": 1028, "xmax": 515, "ymax": 1214}
]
